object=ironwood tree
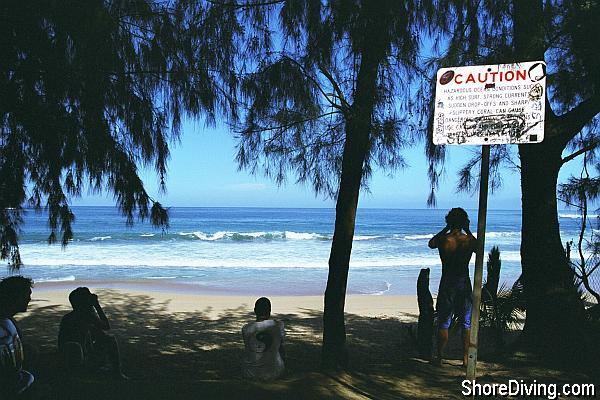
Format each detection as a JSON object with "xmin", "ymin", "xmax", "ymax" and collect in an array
[
  {"xmin": 0, "ymin": 0, "xmax": 238, "ymax": 268},
  {"xmin": 214, "ymin": 0, "xmax": 424, "ymax": 368},
  {"xmin": 423, "ymin": 0, "xmax": 600, "ymax": 359}
]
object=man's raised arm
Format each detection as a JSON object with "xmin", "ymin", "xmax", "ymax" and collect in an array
[
  {"xmin": 428, "ymin": 226, "xmax": 449, "ymax": 249},
  {"xmin": 464, "ymin": 223, "xmax": 478, "ymax": 253},
  {"xmin": 92, "ymin": 295, "xmax": 110, "ymax": 331}
]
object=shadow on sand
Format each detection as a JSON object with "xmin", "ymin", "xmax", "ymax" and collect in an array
[{"xmin": 17, "ymin": 290, "xmax": 595, "ymax": 399}]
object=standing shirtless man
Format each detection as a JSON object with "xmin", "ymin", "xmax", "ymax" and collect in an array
[{"xmin": 428, "ymin": 208, "xmax": 477, "ymax": 366}]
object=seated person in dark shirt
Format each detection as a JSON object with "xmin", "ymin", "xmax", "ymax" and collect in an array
[{"xmin": 58, "ymin": 287, "xmax": 127, "ymax": 379}]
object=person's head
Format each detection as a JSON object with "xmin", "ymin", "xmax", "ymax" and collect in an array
[
  {"xmin": 445, "ymin": 208, "xmax": 470, "ymax": 230},
  {"xmin": 254, "ymin": 297, "xmax": 271, "ymax": 320},
  {"xmin": 68, "ymin": 287, "xmax": 95, "ymax": 311},
  {"xmin": 0, "ymin": 276, "xmax": 34, "ymax": 316}
]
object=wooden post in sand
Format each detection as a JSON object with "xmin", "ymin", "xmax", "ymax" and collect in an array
[{"xmin": 466, "ymin": 145, "xmax": 490, "ymax": 380}]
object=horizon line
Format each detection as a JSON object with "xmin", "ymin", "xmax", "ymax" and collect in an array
[{"xmin": 17, "ymin": 205, "xmax": 575, "ymax": 212}]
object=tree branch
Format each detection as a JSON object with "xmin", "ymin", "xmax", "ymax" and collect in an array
[
  {"xmin": 263, "ymin": 123, "xmax": 345, "ymax": 156},
  {"xmin": 554, "ymin": 95, "xmax": 600, "ymax": 145},
  {"xmin": 588, "ymin": 261, "xmax": 600, "ymax": 276},
  {"xmin": 317, "ymin": 64, "xmax": 350, "ymax": 111},
  {"xmin": 562, "ymin": 139, "xmax": 599, "ymax": 165},
  {"xmin": 206, "ymin": 0, "xmax": 284, "ymax": 10},
  {"xmin": 279, "ymin": 55, "xmax": 347, "ymax": 113},
  {"xmin": 557, "ymin": 197, "xmax": 584, "ymax": 209},
  {"xmin": 236, "ymin": 111, "xmax": 340, "ymax": 134}
]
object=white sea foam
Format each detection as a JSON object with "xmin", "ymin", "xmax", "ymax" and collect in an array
[
  {"xmin": 177, "ymin": 230, "xmax": 329, "ymax": 241},
  {"xmin": 486, "ymin": 231, "xmax": 520, "ymax": 238},
  {"xmin": 369, "ymin": 281, "xmax": 392, "ymax": 295},
  {"xmin": 89, "ymin": 236, "xmax": 111, "ymax": 241},
  {"xmin": 19, "ymin": 250, "xmax": 426, "ymax": 269},
  {"xmin": 486, "ymin": 250, "xmax": 521, "ymax": 262},
  {"xmin": 140, "ymin": 233, "xmax": 155, "ymax": 237},
  {"xmin": 245, "ymin": 231, "xmax": 268, "ymax": 238},
  {"xmin": 353, "ymin": 235, "xmax": 382, "ymax": 241},
  {"xmin": 179, "ymin": 231, "xmax": 229, "ymax": 241},
  {"xmin": 145, "ymin": 276, "xmax": 177, "ymax": 280},
  {"xmin": 36, "ymin": 275, "xmax": 76, "ymax": 282},
  {"xmin": 560, "ymin": 213, "xmax": 599, "ymax": 219},
  {"xmin": 401, "ymin": 231, "xmax": 519, "ymax": 241},
  {"xmin": 403, "ymin": 234, "xmax": 433, "ymax": 240},
  {"xmin": 285, "ymin": 231, "xmax": 328, "ymax": 240},
  {"xmin": 19, "ymin": 244, "xmax": 522, "ymax": 269}
]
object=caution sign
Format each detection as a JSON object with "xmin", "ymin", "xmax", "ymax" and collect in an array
[{"xmin": 433, "ymin": 61, "xmax": 546, "ymax": 145}]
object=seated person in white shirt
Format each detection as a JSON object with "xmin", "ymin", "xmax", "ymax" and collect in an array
[
  {"xmin": 0, "ymin": 276, "xmax": 35, "ymax": 397},
  {"xmin": 241, "ymin": 297, "xmax": 285, "ymax": 380}
]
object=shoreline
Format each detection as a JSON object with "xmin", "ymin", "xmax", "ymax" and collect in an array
[
  {"xmin": 31, "ymin": 280, "xmax": 419, "ymax": 320},
  {"xmin": 33, "ymin": 277, "xmax": 421, "ymax": 296}
]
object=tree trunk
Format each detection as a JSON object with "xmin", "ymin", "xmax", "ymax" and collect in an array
[
  {"xmin": 518, "ymin": 139, "xmax": 586, "ymax": 357},
  {"xmin": 321, "ymin": 4, "xmax": 387, "ymax": 369},
  {"xmin": 514, "ymin": 0, "xmax": 589, "ymax": 360}
]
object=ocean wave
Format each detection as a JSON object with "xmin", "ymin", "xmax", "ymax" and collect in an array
[
  {"xmin": 402, "ymin": 234, "xmax": 433, "ymax": 240},
  {"xmin": 364, "ymin": 281, "xmax": 392, "ymax": 295},
  {"xmin": 89, "ymin": 236, "xmax": 112, "ymax": 241},
  {"xmin": 560, "ymin": 213, "xmax": 599, "ymax": 219},
  {"xmin": 400, "ymin": 231, "xmax": 520, "ymax": 241},
  {"xmin": 140, "ymin": 233, "xmax": 155, "ymax": 237},
  {"xmin": 285, "ymin": 231, "xmax": 329, "ymax": 240},
  {"xmin": 178, "ymin": 231, "xmax": 228, "ymax": 241},
  {"xmin": 486, "ymin": 231, "xmax": 520, "ymax": 238},
  {"xmin": 18, "ymin": 231, "xmax": 523, "ymax": 270},
  {"xmin": 353, "ymin": 235, "xmax": 383, "ymax": 241},
  {"xmin": 36, "ymin": 275, "xmax": 76, "ymax": 283},
  {"xmin": 20, "ymin": 254, "xmax": 421, "ymax": 269},
  {"xmin": 145, "ymin": 276, "xmax": 177, "ymax": 280},
  {"xmin": 18, "ymin": 250, "xmax": 522, "ymax": 269},
  {"xmin": 499, "ymin": 251, "xmax": 521, "ymax": 261},
  {"xmin": 177, "ymin": 230, "xmax": 330, "ymax": 241}
]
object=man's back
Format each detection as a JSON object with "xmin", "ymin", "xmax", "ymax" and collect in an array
[
  {"xmin": 58, "ymin": 310, "xmax": 104, "ymax": 355},
  {"xmin": 59, "ymin": 311, "xmax": 87, "ymax": 345},
  {"xmin": 429, "ymin": 230, "xmax": 476, "ymax": 278},
  {"xmin": 241, "ymin": 319, "xmax": 285, "ymax": 380}
]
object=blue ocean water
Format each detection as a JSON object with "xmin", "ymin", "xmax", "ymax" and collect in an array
[{"xmin": 5, "ymin": 207, "xmax": 587, "ymax": 296}]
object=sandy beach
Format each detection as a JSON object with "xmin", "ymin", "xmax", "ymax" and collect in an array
[
  {"xmin": 32, "ymin": 280, "xmax": 419, "ymax": 319},
  {"xmin": 13, "ymin": 280, "xmax": 595, "ymax": 399}
]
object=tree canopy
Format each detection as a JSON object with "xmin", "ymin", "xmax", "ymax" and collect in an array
[
  {"xmin": 0, "ymin": 0, "xmax": 238, "ymax": 268},
  {"xmin": 202, "ymin": 0, "xmax": 431, "ymax": 367},
  {"xmin": 232, "ymin": 0, "xmax": 422, "ymax": 197},
  {"xmin": 424, "ymin": 0, "xmax": 600, "ymax": 197}
]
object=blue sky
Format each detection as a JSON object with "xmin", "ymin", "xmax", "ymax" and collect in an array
[{"xmin": 72, "ymin": 119, "xmax": 584, "ymax": 210}]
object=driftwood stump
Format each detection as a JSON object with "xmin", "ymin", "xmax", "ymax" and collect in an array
[{"xmin": 417, "ymin": 268, "xmax": 434, "ymax": 359}]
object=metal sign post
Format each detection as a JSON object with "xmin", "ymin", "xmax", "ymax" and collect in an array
[
  {"xmin": 432, "ymin": 61, "xmax": 546, "ymax": 381},
  {"xmin": 466, "ymin": 145, "xmax": 489, "ymax": 380}
]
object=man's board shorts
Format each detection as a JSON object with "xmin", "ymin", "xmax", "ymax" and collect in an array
[{"xmin": 436, "ymin": 276, "xmax": 473, "ymax": 329}]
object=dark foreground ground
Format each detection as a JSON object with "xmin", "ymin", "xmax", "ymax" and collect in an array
[{"xmin": 16, "ymin": 290, "xmax": 598, "ymax": 399}]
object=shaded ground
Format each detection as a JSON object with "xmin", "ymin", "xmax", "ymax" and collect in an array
[{"xmin": 17, "ymin": 290, "xmax": 597, "ymax": 399}]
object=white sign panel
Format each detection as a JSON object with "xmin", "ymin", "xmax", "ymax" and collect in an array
[{"xmin": 433, "ymin": 61, "xmax": 546, "ymax": 145}]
